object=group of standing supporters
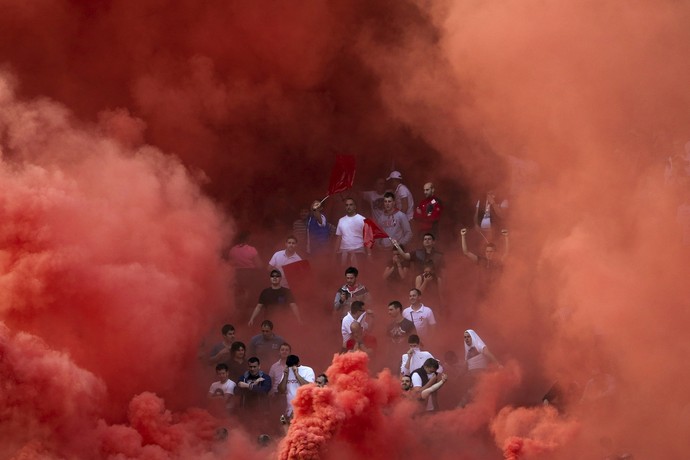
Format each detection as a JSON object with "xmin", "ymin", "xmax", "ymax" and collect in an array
[
  {"xmin": 206, "ymin": 169, "xmax": 514, "ymax": 435},
  {"xmin": 205, "ymin": 320, "xmax": 326, "ymax": 435}
]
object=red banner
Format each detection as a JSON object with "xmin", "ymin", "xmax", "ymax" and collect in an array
[
  {"xmin": 363, "ymin": 218, "xmax": 389, "ymax": 248},
  {"xmin": 282, "ymin": 259, "xmax": 312, "ymax": 302},
  {"xmin": 327, "ymin": 154, "xmax": 356, "ymax": 196}
]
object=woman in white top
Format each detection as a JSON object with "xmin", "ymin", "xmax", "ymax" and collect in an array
[
  {"xmin": 460, "ymin": 329, "xmax": 501, "ymax": 407},
  {"xmin": 464, "ymin": 329, "xmax": 500, "ymax": 373}
]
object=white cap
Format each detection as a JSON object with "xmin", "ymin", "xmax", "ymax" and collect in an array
[{"xmin": 386, "ymin": 171, "xmax": 402, "ymax": 180}]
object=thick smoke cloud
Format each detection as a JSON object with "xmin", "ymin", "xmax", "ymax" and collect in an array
[
  {"xmin": 2, "ymin": 0, "xmax": 690, "ymax": 458},
  {"xmin": 0, "ymin": 73, "xmax": 236, "ymax": 457},
  {"xmin": 279, "ymin": 353, "xmax": 524, "ymax": 460}
]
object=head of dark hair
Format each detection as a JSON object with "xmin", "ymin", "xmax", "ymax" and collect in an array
[
  {"xmin": 280, "ymin": 342, "xmax": 292, "ymax": 351},
  {"xmin": 286, "ymin": 354, "xmax": 300, "ymax": 367},
  {"xmin": 383, "ymin": 191, "xmax": 395, "ymax": 200},
  {"xmin": 215, "ymin": 363, "xmax": 229, "ymax": 372},
  {"xmin": 422, "ymin": 232, "xmax": 436, "ymax": 241},
  {"xmin": 248, "ymin": 356, "xmax": 260, "ymax": 365},
  {"xmin": 261, "ymin": 320, "xmax": 274, "ymax": 330},
  {"xmin": 410, "ymin": 288, "xmax": 422, "ymax": 296},
  {"xmin": 269, "ymin": 270, "xmax": 282, "ymax": 278},
  {"xmin": 230, "ymin": 341, "xmax": 246, "ymax": 354},
  {"xmin": 286, "ymin": 235, "xmax": 298, "ymax": 243},
  {"xmin": 388, "ymin": 300, "xmax": 403, "ymax": 311},
  {"xmin": 345, "ymin": 266, "xmax": 359, "ymax": 277},
  {"xmin": 317, "ymin": 373, "xmax": 328, "ymax": 384},
  {"xmin": 350, "ymin": 300, "xmax": 365, "ymax": 314},
  {"xmin": 423, "ymin": 358, "xmax": 440, "ymax": 370},
  {"xmin": 221, "ymin": 324, "xmax": 235, "ymax": 335},
  {"xmin": 408, "ymin": 334, "xmax": 420, "ymax": 345}
]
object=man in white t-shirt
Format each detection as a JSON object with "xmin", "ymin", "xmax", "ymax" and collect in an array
[
  {"xmin": 277, "ymin": 354, "xmax": 315, "ymax": 418},
  {"xmin": 402, "ymin": 288, "xmax": 436, "ymax": 344},
  {"xmin": 334, "ymin": 198, "xmax": 371, "ymax": 266},
  {"xmin": 340, "ymin": 300, "xmax": 373, "ymax": 348},
  {"xmin": 386, "ymin": 171, "xmax": 414, "ymax": 221},
  {"xmin": 400, "ymin": 334, "xmax": 443, "ymax": 376},
  {"xmin": 268, "ymin": 236, "xmax": 302, "ymax": 288},
  {"xmin": 208, "ymin": 363, "xmax": 237, "ymax": 413}
]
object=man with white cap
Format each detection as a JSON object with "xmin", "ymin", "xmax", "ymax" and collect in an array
[{"xmin": 386, "ymin": 171, "xmax": 414, "ymax": 221}]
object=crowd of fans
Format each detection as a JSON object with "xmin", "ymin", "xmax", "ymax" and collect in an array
[
  {"xmin": 200, "ymin": 170, "xmax": 521, "ymax": 439},
  {"xmin": 198, "ymin": 161, "xmax": 678, "ymax": 457}
]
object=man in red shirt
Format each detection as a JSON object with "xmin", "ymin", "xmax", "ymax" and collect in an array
[{"xmin": 414, "ymin": 182, "xmax": 443, "ymax": 240}]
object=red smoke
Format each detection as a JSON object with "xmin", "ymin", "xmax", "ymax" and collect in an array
[
  {"xmin": 279, "ymin": 352, "xmax": 404, "ymax": 460},
  {"xmin": 279, "ymin": 353, "xmax": 525, "ymax": 460},
  {"xmin": 491, "ymin": 405, "xmax": 580, "ymax": 460},
  {"xmin": 0, "ymin": 72, "xmax": 233, "ymax": 457},
  {"xmin": 0, "ymin": 323, "xmax": 105, "ymax": 458}
]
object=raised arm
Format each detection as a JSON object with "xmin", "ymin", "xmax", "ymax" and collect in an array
[
  {"xmin": 311, "ymin": 200, "xmax": 325, "ymax": 225},
  {"xmin": 460, "ymin": 228, "xmax": 478, "ymax": 263},
  {"xmin": 488, "ymin": 194, "xmax": 507, "ymax": 219},
  {"xmin": 391, "ymin": 239, "xmax": 411, "ymax": 261}
]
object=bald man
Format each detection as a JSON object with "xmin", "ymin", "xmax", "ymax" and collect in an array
[
  {"xmin": 345, "ymin": 320, "xmax": 377, "ymax": 355},
  {"xmin": 414, "ymin": 182, "xmax": 443, "ymax": 239}
]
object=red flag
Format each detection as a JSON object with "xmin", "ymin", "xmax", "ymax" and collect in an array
[
  {"xmin": 282, "ymin": 260, "xmax": 312, "ymax": 301},
  {"xmin": 327, "ymin": 154, "xmax": 356, "ymax": 196},
  {"xmin": 363, "ymin": 218, "xmax": 388, "ymax": 248}
]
